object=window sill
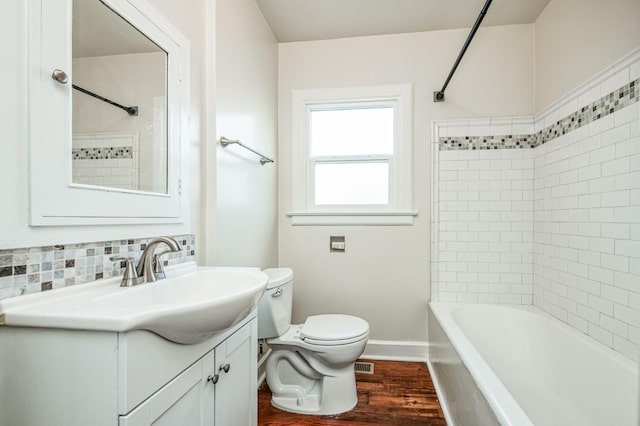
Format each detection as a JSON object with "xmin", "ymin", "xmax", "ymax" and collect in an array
[{"xmin": 286, "ymin": 211, "xmax": 417, "ymax": 226}]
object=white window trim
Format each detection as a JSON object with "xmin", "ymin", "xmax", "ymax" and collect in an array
[{"xmin": 288, "ymin": 84, "xmax": 415, "ymax": 226}]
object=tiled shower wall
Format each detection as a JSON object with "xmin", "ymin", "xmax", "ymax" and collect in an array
[
  {"xmin": 72, "ymin": 132, "xmax": 139, "ymax": 190},
  {"xmin": 533, "ymin": 101, "xmax": 639, "ymax": 359},
  {"xmin": 436, "ymin": 148, "xmax": 535, "ymax": 304},
  {"xmin": 0, "ymin": 234, "xmax": 196, "ymax": 301},
  {"xmin": 432, "ymin": 49, "xmax": 640, "ymax": 360}
]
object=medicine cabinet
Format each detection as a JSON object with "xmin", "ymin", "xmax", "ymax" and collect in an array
[{"xmin": 28, "ymin": 0, "xmax": 190, "ymax": 225}]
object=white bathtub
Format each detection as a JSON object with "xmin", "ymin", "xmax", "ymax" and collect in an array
[{"xmin": 428, "ymin": 303, "xmax": 639, "ymax": 426}]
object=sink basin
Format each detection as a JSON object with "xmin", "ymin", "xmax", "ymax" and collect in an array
[{"xmin": 0, "ymin": 263, "xmax": 268, "ymax": 344}]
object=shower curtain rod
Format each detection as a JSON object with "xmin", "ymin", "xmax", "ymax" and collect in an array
[
  {"xmin": 72, "ymin": 84, "xmax": 139, "ymax": 116},
  {"xmin": 433, "ymin": 0, "xmax": 493, "ymax": 102}
]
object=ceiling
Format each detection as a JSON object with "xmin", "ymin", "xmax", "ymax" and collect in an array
[{"xmin": 254, "ymin": 0, "xmax": 551, "ymax": 43}]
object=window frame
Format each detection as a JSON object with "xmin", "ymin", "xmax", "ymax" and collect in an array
[{"xmin": 289, "ymin": 84, "xmax": 415, "ymax": 225}]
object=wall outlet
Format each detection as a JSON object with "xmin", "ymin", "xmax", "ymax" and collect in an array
[{"xmin": 329, "ymin": 236, "xmax": 345, "ymax": 253}]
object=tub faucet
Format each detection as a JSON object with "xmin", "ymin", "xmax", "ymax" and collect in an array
[{"xmin": 136, "ymin": 237, "xmax": 181, "ymax": 282}]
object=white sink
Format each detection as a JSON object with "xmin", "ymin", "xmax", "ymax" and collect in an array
[{"xmin": 0, "ymin": 262, "xmax": 268, "ymax": 344}]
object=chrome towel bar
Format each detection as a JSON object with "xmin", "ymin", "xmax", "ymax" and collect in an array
[{"xmin": 218, "ymin": 136, "xmax": 274, "ymax": 165}]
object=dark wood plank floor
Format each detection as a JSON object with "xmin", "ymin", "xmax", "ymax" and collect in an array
[{"xmin": 258, "ymin": 359, "xmax": 446, "ymax": 425}]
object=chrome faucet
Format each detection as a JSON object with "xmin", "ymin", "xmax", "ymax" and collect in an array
[{"xmin": 136, "ymin": 237, "xmax": 181, "ymax": 282}]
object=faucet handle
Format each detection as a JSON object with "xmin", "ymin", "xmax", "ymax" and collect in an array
[
  {"xmin": 152, "ymin": 250, "xmax": 173, "ymax": 280},
  {"xmin": 110, "ymin": 256, "xmax": 144, "ymax": 287}
]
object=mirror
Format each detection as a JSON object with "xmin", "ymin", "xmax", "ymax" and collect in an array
[
  {"xmin": 28, "ymin": 0, "xmax": 189, "ymax": 225},
  {"xmin": 71, "ymin": 0, "xmax": 168, "ymax": 194}
]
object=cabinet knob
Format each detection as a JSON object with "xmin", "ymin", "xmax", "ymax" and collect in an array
[
  {"xmin": 51, "ymin": 69, "xmax": 69, "ymax": 85},
  {"xmin": 219, "ymin": 363, "xmax": 231, "ymax": 373},
  {"xmin": 207, "ymin": 374, "xmax": 219, "ymax": 384}
]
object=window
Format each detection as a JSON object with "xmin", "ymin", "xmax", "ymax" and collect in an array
[{"xmin": 289, "ymin": 84, "xmax": 415, "ymax": 225}]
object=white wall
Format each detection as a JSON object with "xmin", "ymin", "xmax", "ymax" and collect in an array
[
  {"xmin": 212, "ymin": 0, "xmax": 278, "ymax": 267},
  {"xmin": 534, "ymin": 0, "xmax": 640, "ymax": 112},
  {"xmin": 278, "ymin": 25, "xmax": 534, "ymax": 341},
  {"xmin": 1, "ymin": 0, "xmax": 205, "ymax": 261}
]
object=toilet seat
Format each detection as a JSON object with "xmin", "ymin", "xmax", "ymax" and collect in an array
[{"xmin": 300, "ymin": 314, "xmax": 369, "ymax": 346}]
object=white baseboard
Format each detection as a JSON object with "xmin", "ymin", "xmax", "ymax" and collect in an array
[{"xmin": 360, "ymin": 339, "xmax": 428, "ymax": 362}]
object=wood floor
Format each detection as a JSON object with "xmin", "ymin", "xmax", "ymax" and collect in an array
[{"xmin": 258, "ymin": 360, "xmax": 446, "ymax": 425}]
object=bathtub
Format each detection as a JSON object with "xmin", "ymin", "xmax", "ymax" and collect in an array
[{"xmin": 428, "ymin": 303, "xmax": 638, "ymax": 426}]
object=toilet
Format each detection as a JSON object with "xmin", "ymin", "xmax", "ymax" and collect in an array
[{"xmin": 258, "ymin": 268, "xmax": 370, "ymax": 415}]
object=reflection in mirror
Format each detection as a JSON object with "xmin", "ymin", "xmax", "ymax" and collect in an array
[{"xmin": 72, "ymin": 0, "xmax": 168, "ymax": 193}]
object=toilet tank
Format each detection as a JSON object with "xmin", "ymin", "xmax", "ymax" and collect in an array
[{"xmin": 257, "ymin": 268, "xmax": 293, "ymax": 339}]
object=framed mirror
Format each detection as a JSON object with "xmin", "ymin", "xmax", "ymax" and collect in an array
[{"xmin": 28, "ymin": 0, "xmax": 189, "ymax": 226}]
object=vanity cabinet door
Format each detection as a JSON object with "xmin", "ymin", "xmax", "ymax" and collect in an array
[
  {"xmin": 214, "ymin": 320, "xmax": 257, "ymax": 426},
  {"xmin": 119, "ymin": 350, "xmax": 215, "ymax": 426}
]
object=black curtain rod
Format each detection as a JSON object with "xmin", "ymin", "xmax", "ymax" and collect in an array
[
  {"xmin": 434, "ymin": 0, "xmax": 493, "ymax": 102},
  {"xmin": 72, "ymin": 84, "xmax": 139, "ymax": 116}
]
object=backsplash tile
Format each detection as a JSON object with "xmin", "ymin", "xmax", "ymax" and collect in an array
[{"xmin": 0, "ymin": 234, "xmax": 195, "ymax": 300}]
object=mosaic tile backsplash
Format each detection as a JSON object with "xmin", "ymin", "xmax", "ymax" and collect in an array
[
  {"xmin": 439, "ymin": 79, "xmax": 638, "ymax": 150},
  {"xmin": 0, "ymin": 234, "xmax": 196, "ymax": 301}
]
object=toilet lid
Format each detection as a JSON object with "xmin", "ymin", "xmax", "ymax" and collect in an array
[{"xmin": 300, "ymin": 314, "xmax": 369, "ymax": 343}]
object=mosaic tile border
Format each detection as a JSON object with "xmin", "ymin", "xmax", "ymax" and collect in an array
[
  {"xmin": 0, "ymin": 234, "xmax": 196, "ymax": 301},
  {"xmin": 72, "ymin": 146, "xmax": 134, "ymax": 160},
  {"xmin": 439, "ymin": 79, "xmax": 638, "ymax": 151}
]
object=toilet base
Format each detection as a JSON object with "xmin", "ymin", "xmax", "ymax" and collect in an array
[{"xmin": 270, "ymin": 366, "xmax": 358, "ymax": 415}]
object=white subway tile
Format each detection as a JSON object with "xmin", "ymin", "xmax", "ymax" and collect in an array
[
  {"xmin": 613, "ymin": 271, "xmax": 639, "ymax": 293},
  {"xmin": 616, "ymin": 137, "xmax": 640, "ymax": 158},
  {"xmin": 479, "ymin": 170, "xmax": 501, "ymax": 180},
  {"xmin": 614, "ymin": 304, "xmax": 640, "ymax": 328},
  {"xmin": 589, "ymin": 115, "xmax": 614, "ymax": 137},
  {"xmin": 602, "ymin": 253, "xmax": 630, "ymax": 273},
  {"xmin": 602, "ymin": 223, "xmax": 630, "ymax": 239},
  {"xmin": 578, "ymin": 164, "xmax": 602, "ymax": 181},
  {"xmin": 447, "ymin": 124, "xmax": 469, "ymax": 137},
  {"xmin": 577, "ymin": 84, "xmax": 601, "ymax": 110},
  {"xmin": 613, "ymin": 102, "xmax": 639, "ymax": 127},
  {"xmin": 589, "ymin": 207, "xmax": 614, "ymax": 222},
  {"xmin": 458, "ymin": 170, "xmax": 480, "ymax": 181},
  {"xmin": 489, "ymin": 159, "xmax": 512, "ymax": 170},
  {"xmin": 589, "ymin": 237, "xmax": 615, "ymax": 254},
  {"xmin": 601, "ymin": 283, "xmax": 630, "ymax": 305},
  {"xmin": 615, "ymin": 240, "xmax": 640, "ymax": 259},
  {"xmin": 500, "ymin": 294, "xmax": 525, "ymax": 304},
  {"xmin": 601, "ymin": 123, "xmax": 631, "ymax": 148},
  {"xmin": 588, "ymin": 323, "xmax": 614, "ymax": 347},
  {"xmin": 589, "ymin": 145, "xmax": 617, "ymax": 164},
  {"xmin": 577, "ymin": 135, "xmax": 601, "ymax": 154},
  {"xmin": 588, "ymin": 176, "xmax": 615, "ymax": 193},
  {"xmin": 589, "ymin": 265, "xmax": 614, "ymax": 285},
  {"xmin": 578, "ymin": 194, "xmax": 601, "ymax": 208},
  {"xmin": 614, "ymin": 171, "xmax": 640, "ymax": 191},
  {"xmin": 602, "ymin": 157, "xmax": 630, "ymax": 177},
  {"xmin": 603, "ymin": 191, "xmax": 630, "ymax": 207},
  {"xmin": 613, "ymin": 336, "xmax": 638, "ymax": 361},
  {"xmin": 600, "ymin": 67, "xmax": 630, "ymax": 95},
  {"xmin": 568, "ymin": 312, "xmax": 589, "ymax": 333}
]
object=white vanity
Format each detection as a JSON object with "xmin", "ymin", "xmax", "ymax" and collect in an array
[{"xmin": 0, "ymin": 264, "xmax": 267, "ymax": 426}]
